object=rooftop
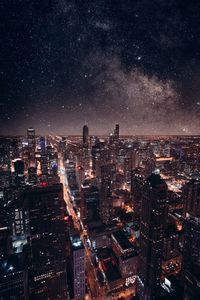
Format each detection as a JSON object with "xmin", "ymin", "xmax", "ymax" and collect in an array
[
  {"xmin": 148, "ymin": 173, "xmax": 167, "ymax": 188},
  {"xmin": 97, "ymin": 247, "xmax": 121, "ymax": 283},
  {"xmin": 112, "ymin": 230, "xmax": 133, "ymax": 251},
  {"xmin": 70, "ymin": 234, "xmax": 84, "ymax": 251}
]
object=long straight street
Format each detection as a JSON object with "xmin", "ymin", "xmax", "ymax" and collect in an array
[{"xmin": 58, "ymin": 155, "xmax": 107, "ymax": 300}]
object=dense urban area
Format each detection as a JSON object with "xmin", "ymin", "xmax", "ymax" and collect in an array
[{"xmin": 0, "ymin": 125, "xmax": 199, "ymax": 300}]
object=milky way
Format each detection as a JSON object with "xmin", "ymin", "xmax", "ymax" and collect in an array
[{"xmin": 1, "ymin": 0, "xmax": 200, "ymax": 135}]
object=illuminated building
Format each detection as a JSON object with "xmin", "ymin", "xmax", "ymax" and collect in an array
[
  {"xmin": 100, "ymin": 164, "xmax": 116, "ymax": 225},
  {"xmin": 0, "ymin": 227, "xmax": 28, "ymax": 300},
  {"xmin": 162, "ymin": 142, "xmax": 171, "ymax": 158},
  {"xmin": 27, "ymin": 128, "xmax": 36, "ymax": 167},
  {"xmin": 18, "ymin": 183, "xmax": 68, "ymax": 299},
  {"xmin": 163, "ymin": 231, "xmax": 180, "ymax": 262},
  {"xmin": 0, "ymin": 171, "xmax": 12, "ymax": 188},
  {"xmin": 69, "ymin": 234, "xmax": 85, "ymax": 300},
  {"xmin": 182, "ymin": 180, "xmax": 200, "ymax": 300},
  {"xmin": 77, "ymin": 147, "xmax": 90, "ymax": 172},
  {"xmin": 1, "ymin": 187, "xmax": 22, "ymax": 229},
  {"xmin": 39, "ymin": 136, "xmax": 46, "ymax": 152},
  {"xmin": 27, "ymin": 167, "xmax": 38, "ymax": 185},
  {"xmin": 27, "ymin": 128, "xmax": 35, "ymax": 150},
  {"xmin": 40, "ymin": 153, "xmax": 48, "ymax": 175},
  {"xmin": 183, "ymin": 179, "xmax": 200, "ymax": 217},
  {"xmin": 45, "ymin": 145, "xmax": 58, "ymax": 176},
  {"xmin": 0, "ymin": 137, "xmax": 12, "ymax": 171},
  {"xmin": 80, "ymin": 181, "xmax": 100, "ymax": 225},
  {"xmin": 49, "ymin": 152, "xmax": 58, "ymax": 176},
  {"xmin": 111, "ymin": 230, "xmax": 138, "ymax": 278},
  {"xmin": 89, "ymin": 135, "xmax": 99, "ymax": 148},
  {"xmin": 39, "ymin": 144, "xmax": 58, "ymax": 177},
  {"xmin": 96, "ymin": 247, "xmax": 122, "ymax": 291},
  {"xmin": 58, "ymin": 137, "xmax": 66, "ymax": 155},
  {"xmin": 100, "ymin": 194, "xmax": 113, "ymax": 225},
  {"xmin": 182, "ymin": 217, "xmax": 200, "ymax": 300},
  {"xmin": 10, "ymin": 138, "xmax": 19, "ymax": 160},
  {"xmin": 137, "ymin": 174, "xmax": 168, "ymax": 300},
  {"xmin": 100, "ymin": 163, "xmax": 116, "ymax": 185},
  {"xmin": 114, "ymin": 124, "xmax": 119, "ymax": 141},
  {"xmin": 0, "ymin": 253, "xmax": 28, "ymax": 300},
  {"xmin": 75, "ymin": 164, "xmax": 85, "ymax": 189},
  {"xmin": 143, "ymin": 155, "xmax": 156, "ymax": 177},
  {"xmin": 82, "ymin": 124, "xmax": 89, "ymax": 148},
  {"xmin": 123, "ymin": 149, "xmax": 140, "ymax": 184},
  {"xmin": 88, "ymin": 224, "xmax": 111, "ymax": 249},
  {"xmin": 131, "ymin": 168, "xmax": 146, "ymax": 218},
  {"xmin": 162, "ymin": 224, "xmax": 182, "ymax": 278},
  {"xmin": 91, "ymin": 142, "xmax": 111, "ymax": 177},
  {"xmin": 91, "ymin": 142, "xmax": 103, "ymax": 175}
]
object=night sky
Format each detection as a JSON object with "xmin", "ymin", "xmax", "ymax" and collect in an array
[{"xmin": 1, "ymin": 0, "xmax": 200, "ymax": 135}]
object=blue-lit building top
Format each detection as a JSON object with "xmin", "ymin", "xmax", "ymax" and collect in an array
[{"xmin": 70, "ymin": 234, "xmax": 84, "ymax": 251}]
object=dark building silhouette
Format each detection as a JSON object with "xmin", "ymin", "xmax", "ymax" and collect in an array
[
  {"xmin": 182, "ymin": 180, "xmax": 200, "ymax": 300},
  {"xmin": 82, "ymin": 125, "xmax": 89, "ymax": 148},
  {"xmin": 13, "ymin": 159, "xmax": 25, "ymax": 185},
  {"xmin": 14, "ymin": 159, "xmax": 24, "ymax": 176},
  {"xmin": 137, "ymin": 174, "xmax": 168, "ymax": 300},
  {"xmin": 114, "ymin": 124, "xmax": 119, "ymax": 141},
  {"xmin": 81, "ymin": 182, "xmax": 100, "ymax": 225},
  {"xmin": 0, "ymin": 227, "xmax": 28, "ymax": 300},
  {"xmin": 18, "ymin": 184, "xmax": 68, "ymax": 299},
  {"xmin": 131, "ymin": 168, "xmax": 146, "ymax": 219},
  {"xmin": 28, "ymin": 167, "xmax": 38, "ymax": 185},
  {"xmin": 27, "ymin": 128, "xmax": 36, "ymax": 167},
  {"xmin": 99, "ymin": 164, "xmax": 116, "ymax": 224}
]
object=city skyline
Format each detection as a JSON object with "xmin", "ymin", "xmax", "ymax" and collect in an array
[
  {"xmin": 0, "ymin": 124, "xmax": 200, "ymax": 299},
  {"xmin": 1, "ymin": 1, "xmax": 200, "ymax": 300},
  {"xmin": 1, "ymin": 1, "xmax": 200, "ymax": 135}
]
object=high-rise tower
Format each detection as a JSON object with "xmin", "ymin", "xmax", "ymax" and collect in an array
[
  {"xmin": 182, "ymin": 180, "xmax": 200, "ymax": 300},
  {"xmin": 137, "ymin": 174, "xmax": 168, "ymax": 300},
  {"xmin": 82, "ymin": 125, "xmax": 89, "ymax": 148},
  {"xmin": 27, "ymin": 128, "xmax": 36, "ymax": 167},
  {"xmin": 114, "ymin": 124, "xmax": 119, "ymax": 141},
  {"xmin": 20, "ymin": 183, "xmax": 68, "ymax": 299},
  {"xmin": 69, "ymin": 234, "xmax": 85, "ymax": 300}
]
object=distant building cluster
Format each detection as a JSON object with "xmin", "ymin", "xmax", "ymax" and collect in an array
[{"xmin": 0, "ymin": 126, "xmax": 200, "ymax": 299}]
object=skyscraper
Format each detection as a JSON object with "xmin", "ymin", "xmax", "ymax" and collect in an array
[
  {"xmin": 131, "ymin": 168, "xmax": 146, "ymax": 219},
  {"xmin": 137, "ymin": 174, "xmax": 168, "ymax": 300},
  {"xmin": 114, "ymin": 124, "xmax": 119, "ymax": 141},
  {"xmin": 27, "ymin": 128, "xmax": 35, "ymax": 150},
  {"xmin": 82, "ymin": 125, "xmax": 89, "ymax": 148},
  {"xmin": 183, "ymin": 179, "xmax": 200, "ymax": 218},
  {"xmin": 19, "ymin": 183, "xmax": 68, "ymax": 299},
  {"xmin": 0, "ymin": 227, "xmax": 28, "ymax": 300},
  {"xmin": 80, "ymin": 181, "xmax": 100, "ymax": 225},
  {"xmin": 99, "ymin": 164, "xmax": 116, "ymax": 225},
  {"xmin": 13, "ymin": 159, "xmax": 24, "ymax": 176},
  {"xmin": 13, "ymin": 159, "xmax": 25, "ymax": 185},
  {"xmin": 182, "ymin": 180, "xmax": 200, "ymax": 300},
  {"xmin": 91, "ymin": 142, "xmax": 111, "ymax": 177},
  {"xmin": 27, "ymin": 128, "xmax": 36, "ymax": 167},
  {"xmin": 69, "ymin": 234, "xmax": 85, "ymax": 300},
  {"xmin": 39, "ymin": 136, "xmax": 46, "ymax": 153}
]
